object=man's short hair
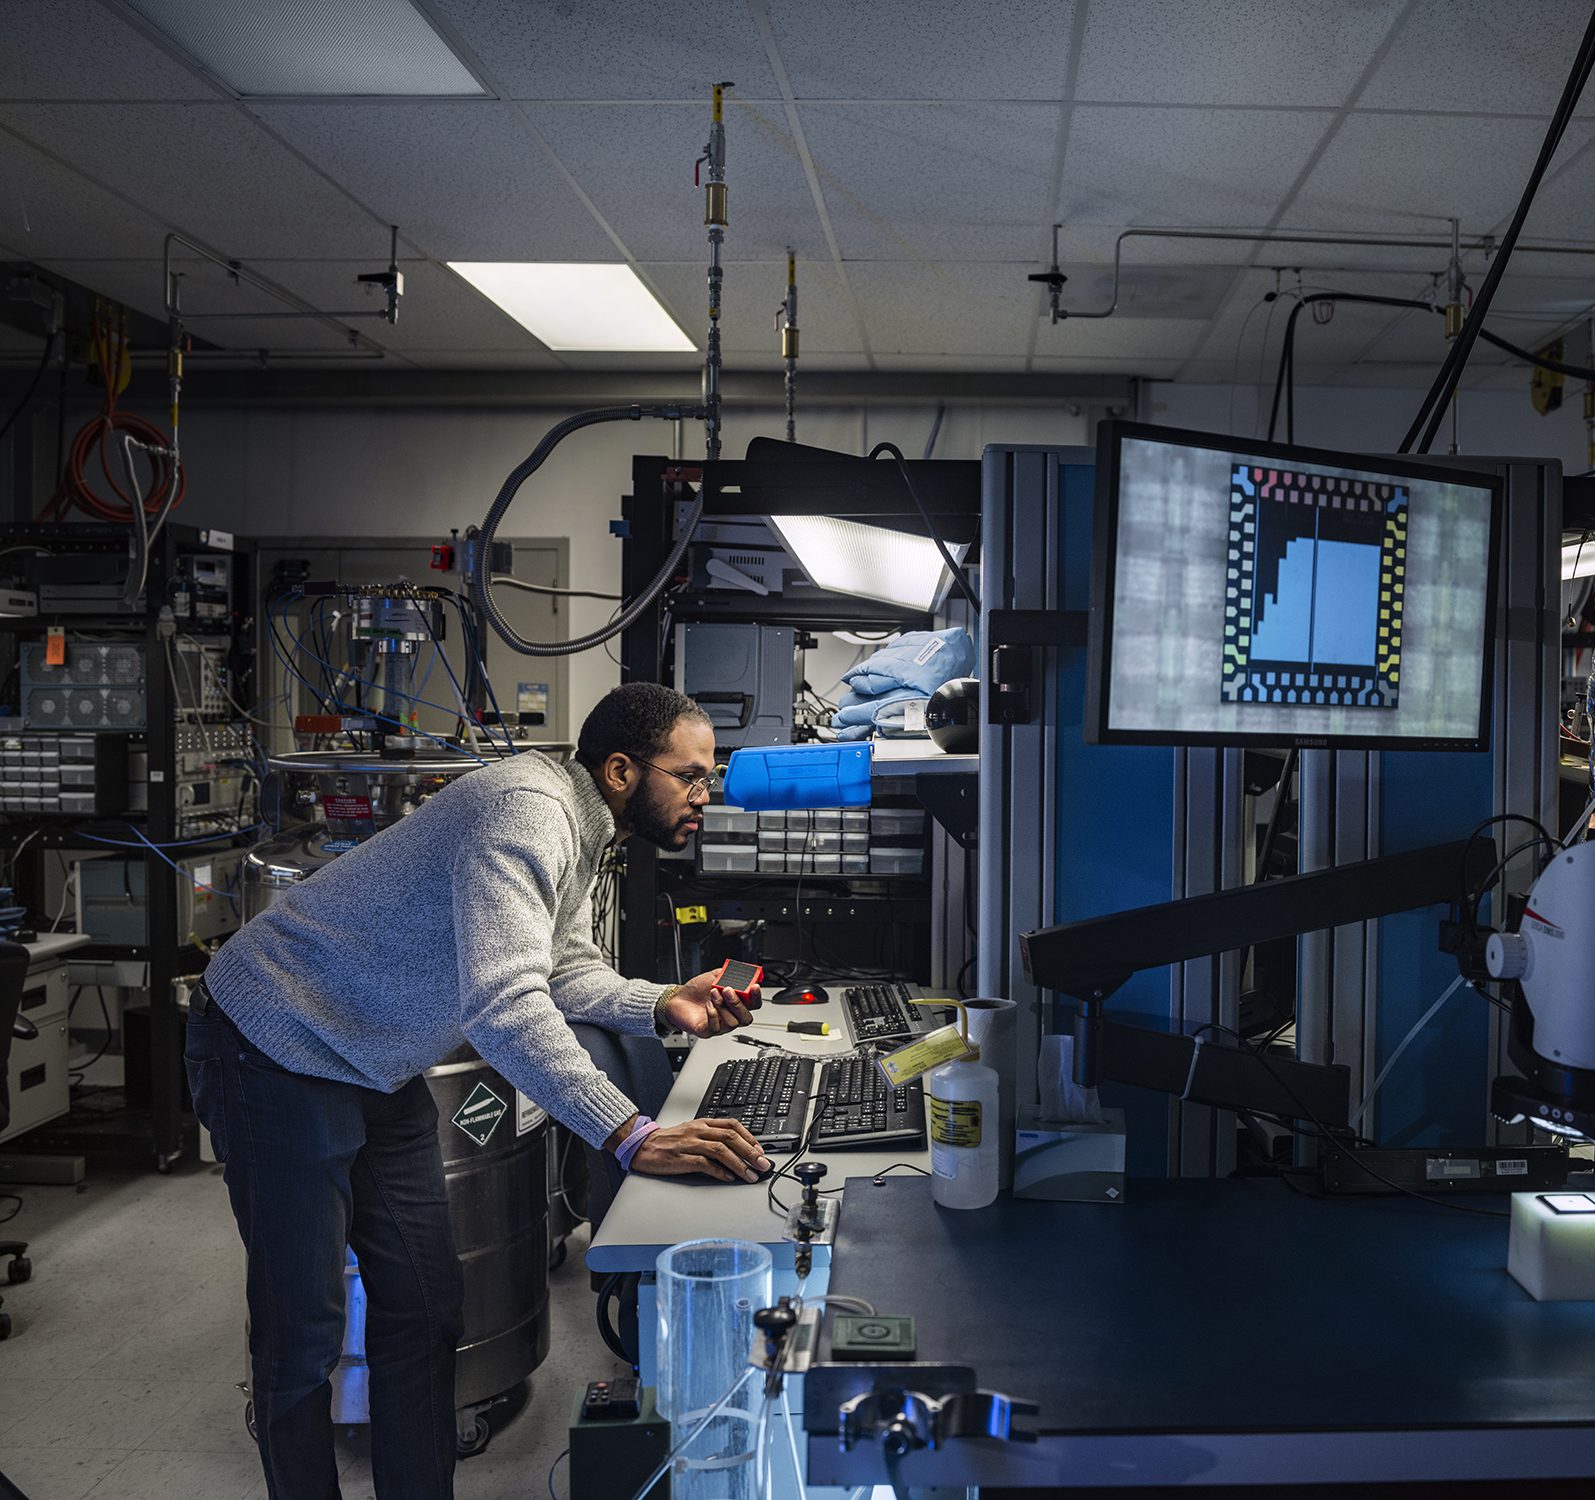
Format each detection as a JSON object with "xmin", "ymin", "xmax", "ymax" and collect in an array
[{"xmin": 576, "ymin": 682, "xmax": 712, "ymax": 770}]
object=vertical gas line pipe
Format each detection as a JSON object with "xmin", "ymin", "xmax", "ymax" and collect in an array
[
  {"xmin": 701, "ymin": 81, "xmax": 733, "ymax": 461},
  {"xmin": 779, "ymin": 249, "xmax": 799, "ymax": 442}
]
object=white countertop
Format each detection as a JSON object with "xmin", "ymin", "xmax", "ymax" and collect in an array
[
  {"xmin": 869, "ymin": 738, "xmax": 977, "ymax": 776},
  {"xmin": 23, "ymin": 933, "xmax": 92, "ymax": 966},
  {"xmin": 586, "ymin": 987, "xmax": 933, "ymax": 1272}
]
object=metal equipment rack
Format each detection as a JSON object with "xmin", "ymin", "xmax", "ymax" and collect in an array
[
  {"xmin": 0, "ymin": 520, "xmax": 256, "ymax": 1170},
  {"xmin": 615, "ymin": 452, "xmax": 980, "ymax": 986}
]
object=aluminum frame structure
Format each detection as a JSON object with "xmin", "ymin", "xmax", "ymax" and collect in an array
[{"xmin": 978, "ymin": 442, "xmax": 1560, "ymax": 1179}]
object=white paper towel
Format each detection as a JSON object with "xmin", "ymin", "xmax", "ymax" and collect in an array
[
  {"xmin": 1039, "ymin": 1033, "xmax": 1106, "ymax": 1125},
  {"xmin": 962, "ymin": 997, "xmax": 1018, "ymax": 1187}
]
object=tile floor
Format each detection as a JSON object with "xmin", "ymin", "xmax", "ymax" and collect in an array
[{"xmin": 0, "ymin": 1150, "xmax": 626, "ymax": 1499}]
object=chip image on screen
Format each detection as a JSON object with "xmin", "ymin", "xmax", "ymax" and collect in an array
[{"xmin": 1221, "ymin": 465, "xmax": 1407, "ymax": 710}]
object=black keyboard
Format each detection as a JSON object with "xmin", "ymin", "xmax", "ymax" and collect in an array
[
  {"xmin": 812, "ymin": 1055, "xmax": 926, "ymax": 1150},
  {"xmin": 695, "ymin": 1053, "xmax": 814, "ymax": 1151},
  {"xmin": 843, "ymin": 981, "xmax": 924, "ymax": 1045}
]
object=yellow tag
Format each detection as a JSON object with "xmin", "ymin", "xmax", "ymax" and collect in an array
[
  {"xmin": 929, "ymin": 1095, "xmax": 983, "ymax": 1148},
  {"xmin": 875, "ymin": 1023, "xmax": 976, "ymax": 1089},
  {"xmin": 675, "ymin": 905, "xmax": 708, "ymax": 925}
]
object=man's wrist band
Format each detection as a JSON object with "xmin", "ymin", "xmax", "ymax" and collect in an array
[
  {"xmin": 615, "ymin": 1114, "xmax": 660, "ymax": 1171},
  {"xmin": 654, "ymin": 984, "xmax": 682, "ymax": 1032}
]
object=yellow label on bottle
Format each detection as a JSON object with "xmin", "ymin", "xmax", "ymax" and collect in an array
[
  {"xmin": 874, "ymin": 1023, "xmax": 975, "ymax": 1088},
  {"xmin": 928, "ymin": 1094, "xmax": 982, "ymax": 1148}
]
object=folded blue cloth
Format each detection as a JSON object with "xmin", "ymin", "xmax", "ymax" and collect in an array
[
  {"xmin": 839, "ymin": 628, "xmax": 975, "ymax": 700},
  {"xmin": 832, "ymin": 686, "xmax": 926, "ymax": 740}
]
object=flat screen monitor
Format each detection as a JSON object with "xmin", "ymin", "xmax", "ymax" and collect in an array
[{"xmin": 1086, "ymin": 422, "xmax": 1503, "ymax": 752}]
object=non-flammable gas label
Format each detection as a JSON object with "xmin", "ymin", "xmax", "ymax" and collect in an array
[{"xmin": 451, "ymin": 1082, "xmax": 508, "ymax": 1146}]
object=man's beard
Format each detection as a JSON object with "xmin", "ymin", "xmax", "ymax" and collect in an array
[{"xmin": 627, "ymin": 778, "xmax": 696, "ymax": 850}]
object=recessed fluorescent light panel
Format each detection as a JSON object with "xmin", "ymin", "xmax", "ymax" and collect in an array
[
  {"xmin": 767, "ymin": 515, "xmax": 969, "ymax": 612},
  {"xmin": 448, "ymin": 263, "xmax": 695, "ymax": 352},
  {"xmin": 123, "ymin": 0, "xmax": 485, "ymax": 97}
]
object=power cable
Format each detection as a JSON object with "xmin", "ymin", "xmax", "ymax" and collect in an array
[
  {"xmin": 1400, "ymin": 7, "xmax": 1595, "ymax": 454},
  {"xmin": 865, "ymin": 441, "xmax": 980, "ymax": 611},
  {"xmin": 472, "ymin": 403, "xmax": 707, "ymax": 657}
]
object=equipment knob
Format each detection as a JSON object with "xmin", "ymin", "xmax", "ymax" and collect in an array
[
  {"xmin": 794, "ymin": 1162, "xmax": 827, "ymax": 1187},
  {"xmin": 1486, "ymin": 931, "xmax": 1530, "ymax": 980}
]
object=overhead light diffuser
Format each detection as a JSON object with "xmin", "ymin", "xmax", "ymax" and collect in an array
[
  {"xmin": 448, "ymin": 263, "xmax": 694, "ymax": 352},
  {"xmin": 1563, "ymin": 540, "xmax": 1595, "ymax": 581},
  {"xmin": 767, "ymin": 515, "xmax": 968, "ymax": 612},
  {"xmin": 123, "ymin": 0, "xmax": 485, "ymax": 97}
]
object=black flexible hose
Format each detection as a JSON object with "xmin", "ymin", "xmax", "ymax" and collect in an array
[
  {"xmin": 472, "ymin": 403, "xmax": 708, "ymax": 657},
  {"xmin": 866, "ymin": 440, "xmax": 981, "ymax": 611},
  {"xmin": 1401, "ymin": 7, "xmax": 1595, "ymax": 453},
  {"xmin": 1267, "ymin": 293, "xmax": 1595, "ymax": 445}
]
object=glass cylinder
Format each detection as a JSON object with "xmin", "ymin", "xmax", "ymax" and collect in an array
[{"xmin": 656, "ymin": 1238, "xmax": 772, "ymax": 1499}]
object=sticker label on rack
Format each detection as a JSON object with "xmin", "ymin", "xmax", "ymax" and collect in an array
[
  {"xmin": 517, "ymin": 682, "xmax": 549, "ymax": 717},
  {"xmin": 452, "ymin": 1083, "xmax": 508, "ymax": 1147},
  {"xmin": 928, "ymin": 1095, "xmax": 982, "ymax": 1148}
]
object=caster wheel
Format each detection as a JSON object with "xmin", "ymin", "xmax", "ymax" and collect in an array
[
  {"xmin": 8, "ymin": 1256, "xmax": 31, "ymax": 1284},
  {"xmin": 0, "ymin": 1311, "xmax": 11, "ymax": 1340},
  {"xmin": 244, "ymin": 1400, "xmax": 258, "ymax": 1442},
  {"xmin": 548, "ymin": 1240, "xmax": 567, "ymax": 1272},
  {"xmin": 456, "ymin": 1414, "xmax": 490, "ymax": 1459}
]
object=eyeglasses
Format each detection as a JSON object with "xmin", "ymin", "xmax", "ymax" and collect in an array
[{"xmin": 632, "ymin": 757, "xmax": 723, "ymax": 799}]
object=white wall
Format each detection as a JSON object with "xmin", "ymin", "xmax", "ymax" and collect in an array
[
  {"xmin": 1149, "ymin": 380, "xmax": 1591, "ymax": 472},
  {"xmin": 172, "ymin": 400, "xmax": 1089, "ymax": 720}
]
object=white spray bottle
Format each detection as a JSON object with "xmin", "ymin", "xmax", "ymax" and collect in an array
[{"xmin": 920, "ymin": 999, "xmax": 1000, "ymax": 1210}]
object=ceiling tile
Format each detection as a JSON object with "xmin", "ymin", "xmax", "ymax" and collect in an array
[
  {"xmin": 430, "ymin": 0, "xmax": 779, "ymax": 99},
  {"xmin": 0, "ymin": 126, "xmax": 168, "ymax": 260},
  {"xmin": 0, "ymin": 0, "xmax": 217, "ymax": 100},
  {"xmin": 1521, "ymin": 136, "xmax": 1595, "ymax": 247},
  {"xmin": 251, "ymin": 101, "xmax": 615, "ymax": 260},
  {"xmin": 1284, "ymin": 114, "xmax": 1595, "ymax": 240},
  {"xmin": 1031, "ymin": 354, "xmax": 1185, "ymax": 379},
  {"xmin": 1075, "ymin": 0, "xmax": 1402, "ymax": 107},
  {"xmin": 873, "ymin": 353, "xmax": 1030, "ymax": 370},
  {"xmin": 398, "ymin": 348, "xmax": 563, "ymax": 367},
  {"xmin": 1035, "ymin": 314, "xmax": 1206, "ymax": 362},
  {"xmin": 268, "ymin": 260, "xmax": 553, "ymax": 351},
  {"xmin": 638, "ymin": 259, "xmax": 862, "ymax": 355},
  {"xmin": 768, "ymin": 0, "xmax": 1076, "ymax": 100},
  {"xmin": 525, "ymin": 101, "xmax": 825, "ymax": 260},
  {"xmin": 1059, "ymin": 107, "xmax": 1334, "ymax": 234},
  {"xmin": 1360, "ymin": 0, "xmax": 1595, "ymax": 115},
  {"xmin": 845, "ymin": 262, "xmax": 1035, "ymax": 358},
  {"xmin": 798, "ymin": 102, "xmax": 1059, "ymax": 261},
  {"xmin": 0, "ymin": 102, "xmax": 389, "ymax": 257}
]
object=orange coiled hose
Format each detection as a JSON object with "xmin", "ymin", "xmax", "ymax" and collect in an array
[{"xmin": 41, "ymin": 310, "xmax": 185, "ymax": 522}]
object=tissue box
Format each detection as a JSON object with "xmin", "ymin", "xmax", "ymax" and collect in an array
[
  {"xmin": 1013, "ymin": 1105, "xmax": 1126, "ymax": 1203},
  {"xmin": 1508, "ymin": 1190, "xmax": 1595, "ymax": 1300}
]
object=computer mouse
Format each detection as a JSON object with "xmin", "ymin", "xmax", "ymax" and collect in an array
[{"xmin": 772, "ymin": 983, "xmax": 828, "ymax": 1005}]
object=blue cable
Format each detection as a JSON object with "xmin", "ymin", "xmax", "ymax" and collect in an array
[
  {"xmin": 76, "ymin": 823, "xmax": 265, "ymax": 850},
  {"xmin": 451, "ymin": 596, "xmax": 518, "ymax": 753},
  {"xmin": 101, "ymin": 825, "xmax": 246, "ymax": 903},
  {"xmin": 268, "ymin": 594, "xmax": 489, "ymax": 767}
]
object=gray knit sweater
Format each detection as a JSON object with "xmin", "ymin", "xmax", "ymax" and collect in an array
[{"xmin": 204, "ymin": 755, "xmax": 665, "ymax": 1148}]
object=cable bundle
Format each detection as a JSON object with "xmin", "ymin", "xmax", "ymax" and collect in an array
[{"xmin": 40, "ymin": 306, "xmax": 185, "ymax": 523}]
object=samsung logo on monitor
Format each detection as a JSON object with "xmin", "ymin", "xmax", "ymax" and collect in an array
[{"xmin": 1293, "ymin": 737, "xmax": 1329, "ymax": 747}]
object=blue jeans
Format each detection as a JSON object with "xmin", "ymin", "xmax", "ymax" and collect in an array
[{"xmin": 186, "ymin": 993, "xmax": 464, "ymax": 1500}]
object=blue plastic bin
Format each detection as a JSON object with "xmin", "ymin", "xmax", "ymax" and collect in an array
[{"xmin": 722, "ymin": 742, "xmax": 873, "ymax": 810}]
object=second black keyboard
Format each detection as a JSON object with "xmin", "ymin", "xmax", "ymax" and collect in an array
[
  {"xmin": 695, "ymin": 1053, "xmax": 814, "ymax": 1151},
  {"xmin": 812, "ymin": 1054, "xmax": 926, "ymax": 1150}
]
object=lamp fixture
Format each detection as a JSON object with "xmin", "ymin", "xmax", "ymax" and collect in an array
[{"xmin": 448, "ymin": 263, "xmax": 695, "ymax": 353}]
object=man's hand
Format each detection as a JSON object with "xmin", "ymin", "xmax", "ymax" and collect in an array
[
  {"xmin": 663, "ymin": 969, "xmax": 763, "ymax": 1036},
  {"xmin": 629, "ymin": 1118, "xmax": 771, "ymax": 1182}
]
